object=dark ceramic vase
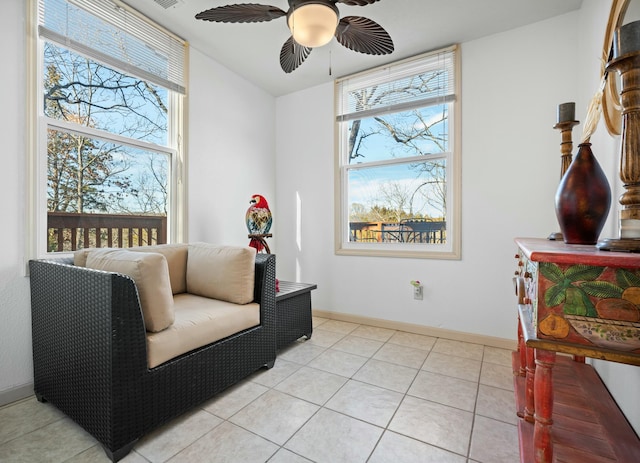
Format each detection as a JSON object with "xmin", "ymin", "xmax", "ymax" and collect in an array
[{"xmin": 555, "ymin": 143, "xmax": 611, "ymax": 245}]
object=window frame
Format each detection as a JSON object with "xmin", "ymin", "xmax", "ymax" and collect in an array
[
  {"xmin": 26, "ymin": 0, "xmax": 187, "ymax": 262},
  {"xmin": 334, "ymin": 45, "xmax": 461, "ymax": 259}
]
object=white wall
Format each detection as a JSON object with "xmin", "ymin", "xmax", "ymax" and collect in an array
[
  {"xmin": 187, "ymin": 48, "xmax": 277, "ymax": 247},
  {"xmin": 275, "ymin": 13, "xmax": 579, "ymax": 340},
  {"xmin": 0, "ymin": 0, "xmax": 31, "ymax": 403},
  {"xmin": 274, "ymin": 6, "xmax": 640, "ymax": 433}
]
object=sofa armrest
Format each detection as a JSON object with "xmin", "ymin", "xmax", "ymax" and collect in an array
[
  {"xmin": 254, "ymin": 253, "xmax": 276, "ymax": 347},
  {"xmin": 254, "ymin": 253, "xmax": 274, "ymax": 303},
  {"xmin": 29, "ymin": 258, "xmax": 149, "ymax": 446},
  {"xmin": 29, "ymin": 258, "xmax": 148, "ymax": 368}
]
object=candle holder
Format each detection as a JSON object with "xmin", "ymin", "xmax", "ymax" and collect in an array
[
  {"xmin": 548, "ymin": 105, "xmax": 579, "ymax": 241},
  {"xmin": 599, "ymin": 20, "xmax": 640, "ymax": 252},
  {"xmin": 553, "ymin": 120, "xmax": 580, "ymax": 177}
]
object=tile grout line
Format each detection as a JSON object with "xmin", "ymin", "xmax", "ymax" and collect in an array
[
  {"xmin": 466, "ymin": 347, "xmax": 486, "ymax": 462},
  {"xmin": 2, "ymin": 319, "xmax": 518, "ymax": 463}
]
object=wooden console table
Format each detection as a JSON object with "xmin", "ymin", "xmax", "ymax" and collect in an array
[{"xmin": 513, "ymin": 238, "xmax": 640, "ymax": 462}]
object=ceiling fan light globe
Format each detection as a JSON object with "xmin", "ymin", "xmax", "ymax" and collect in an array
[{"xmin": 288, "ymin": 3, "xmax": 338, "ymax": 48}]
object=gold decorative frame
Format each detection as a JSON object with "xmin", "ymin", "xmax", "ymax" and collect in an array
[{"xmin": 597, "ymin": 1, "xmax": 640, "ymax": 251}]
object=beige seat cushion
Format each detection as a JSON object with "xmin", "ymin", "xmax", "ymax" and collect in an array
[
  {"xmin": 186, "ymin": 243, "xmax": 256, "ymax": 305},
  {"xmin": 86, "ymin": 249, "xmax": 174, "ymax": 332},
  {"xmin": 146, "ymin": 293, "xmax": 260, "ymax": 368}
]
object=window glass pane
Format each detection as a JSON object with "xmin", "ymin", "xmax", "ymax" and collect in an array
[
  {"xmin": 348, "ymin": 159, "xmax": 447, "ymax": 244},
  {"xmin": 47, "ymin": 128, "xmax": 169, "ymax": 252},
  {"xmin": 336, "ymin": 46, "xmax": 459, "ymax": 257},
  {"xmin": 347, "ymin": 106, "xmax": 448, "ymax": 164},
  {"xmin": 34, "ymin": 0, "xmax": 185, "ymax": 259},
  {"xmin": 44, "ymin": 42, "xmax": 168, "ymax": 145}
]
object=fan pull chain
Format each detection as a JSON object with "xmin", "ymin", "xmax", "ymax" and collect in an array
[{"xmin": 329, "ymin": 49, "xmax": 332, "ymax": 76}]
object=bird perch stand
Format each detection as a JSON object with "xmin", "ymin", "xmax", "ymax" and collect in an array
[{"xmin": 248, "ymin": 233, "xmax": 272, "ymax": 253}]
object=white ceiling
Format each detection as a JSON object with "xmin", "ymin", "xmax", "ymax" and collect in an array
[{"xmin": 132, "ymin": 0, "xmax": 584, "ymax": 97}]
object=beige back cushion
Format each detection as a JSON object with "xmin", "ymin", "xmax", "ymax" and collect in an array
[
  {"xmin": 186, "ymin": 243, "xmax": 256, "ymax": 305},
  {"xmin": 73, "ymin": 249, "xmax": 92, "ymax": 267},
  {"xmin": 75, "ymin": 244, "xmax": 188, "ymax": 294},
  {"xmin": 129, "ymin": 244, "xmax": 188, "ymax": 294},
  {"xmin": 86, "ymin": 249, "xmax": 175, "ymax": 332}
]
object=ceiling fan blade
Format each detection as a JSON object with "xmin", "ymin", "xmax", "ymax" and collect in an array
[
  {"xmin": 195, "ymin": 4, "xmax": 286, "ymax": 23},
  {"xmin": 335, "ymin": 16, "xmax": 394, "ymax": 55},
  {"xmin": 280, "ymin": 36, "xmax": 312, "ymax": 73},
  {"xmin": 337, "ymin": 0, "xmax": 381, "ymax": 6}
]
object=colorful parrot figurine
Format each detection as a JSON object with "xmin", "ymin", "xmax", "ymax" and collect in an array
[{"xmin": 246, "ymin": 194, "xmax": 272, "ymax": 252}]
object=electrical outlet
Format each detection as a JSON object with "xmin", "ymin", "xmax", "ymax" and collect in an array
[{"xmin": 414, "ymin": 285, "xmax": 423, "ymax": 300}]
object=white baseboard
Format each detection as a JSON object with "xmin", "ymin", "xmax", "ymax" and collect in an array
[
  {"xmin": 312, "ymin": 309, "xmax": 516, "ymax": 351},
  {"xmin": 0, "ymin": 383, "xmax": 34, "ymax": 408}
]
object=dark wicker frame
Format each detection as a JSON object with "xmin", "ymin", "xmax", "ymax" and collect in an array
[
  {"xmin": 29, "ymin": 253, "xmax": 276, "ymax": 462},
  {"xmin": 275, "ymin": 282, "xmax": 315, "ymax": 350}
]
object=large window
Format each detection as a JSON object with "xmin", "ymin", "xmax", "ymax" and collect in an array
[
  {"xmin": 29, "ymin": 0, "xmax": 187, "ymax": 256},
  {"xmin": 335, "ymin": 45, "xmax": 460, "ymax": 259}
]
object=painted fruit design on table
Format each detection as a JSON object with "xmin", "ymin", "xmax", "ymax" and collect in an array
[{"xmin": 538, "ymin": 263, "xmax": 640, "ymax": 350}]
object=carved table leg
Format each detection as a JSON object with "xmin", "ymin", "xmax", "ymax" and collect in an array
[
  {"xmin": 524, "ymin": 343, "xmax": 536, "ymax": 423},
  {"xmin": 533, "ymin": 349, "xmax": 556, "ymax": 463},
  {"xmin": 518, "ymin": 321, "xmax": 526, "ymax": 377}
]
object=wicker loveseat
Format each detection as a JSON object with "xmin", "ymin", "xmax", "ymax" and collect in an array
[{"xmin": 28, "ymin": 243, "xmax": 276, "ymax": 462}]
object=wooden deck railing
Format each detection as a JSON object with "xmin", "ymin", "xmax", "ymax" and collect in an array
[
  {"xmin": 48, "ymin": 211, "xmax": 167, "ymax": 252},
  {"xmin": 350, "ymin": 220, "xmax": 446, "ymax": 244}
]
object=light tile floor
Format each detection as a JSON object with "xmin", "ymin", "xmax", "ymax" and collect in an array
[{"xmin": 0, "ymin": 317, "xmax": 520, "ymax": 463}]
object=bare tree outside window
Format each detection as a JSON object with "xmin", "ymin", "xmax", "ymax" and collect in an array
[
  {"xmin": 336, "ymin": 47, "xmax": 459, "ymax": 256},
  {"xmin": 43, "ymin": 43, "xmax": 171, "ymax": 251},
  {"xmin": 345, "ymin": 104, "xmax": 449, "ymax": 235}
]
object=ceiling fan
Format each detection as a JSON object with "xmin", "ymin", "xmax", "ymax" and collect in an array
[{"xmin": 195, "ymin": 0, "xmax": 394, "ymax": 73}]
